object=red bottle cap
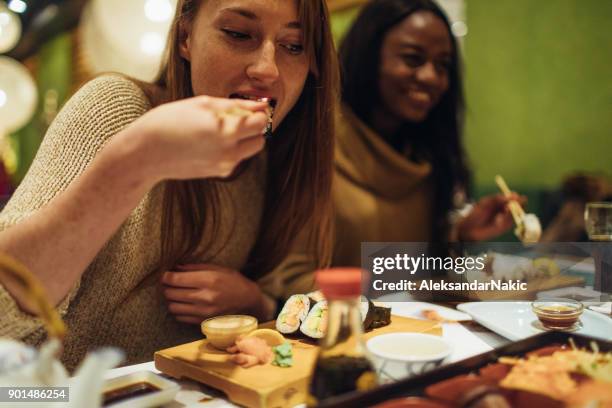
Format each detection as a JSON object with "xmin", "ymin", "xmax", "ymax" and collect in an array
[{"xmin": 315, "ymin": 268, "xmax": 366, "ymax": 299}]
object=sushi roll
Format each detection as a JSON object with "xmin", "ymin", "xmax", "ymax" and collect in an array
[
  {"xmin": 227, "ymin": 94, "xmax": 276, "ymax": 139},
  {"xmin": 300, "ymin": 300, "xmax": 328, "ymax": 339},
  {"xmin": 360, "ymin": 296, "xmax": 391, "ymax": 331},
  {"xmin": 262, "ymin": 98, "xmax": 276, "ymax": 140},
  {"xmin": 276, "ymin": 294, "xmax": 310, "ymax": 334},
  {"xmin": 369, "ymin": 303, "xmax": 391, "ymax": 329},
  {"xmin": 306, "ymin": 290, "xmax": 325, "ymax": 303}
]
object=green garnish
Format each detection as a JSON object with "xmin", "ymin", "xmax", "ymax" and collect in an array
[{"xmin": 272, "ymin": 342, "xmax": 293, "ymax": 367}]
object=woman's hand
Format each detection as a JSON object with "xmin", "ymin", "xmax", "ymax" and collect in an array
[
  {"xmin": 118, "ymin": 96, "xmax": 270, "ymax": 183},
  {"xmin": 162, "ymin": 264, "xmax": 274, "ymax": 324},
  {"xmin": 457, "ymin": 193, "xmax": 526, "ymax": 241}
]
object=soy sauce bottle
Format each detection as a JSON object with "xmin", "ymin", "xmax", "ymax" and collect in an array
[{"xmin": 308, "ymin": 268, "xmax": 377, "ymax": 405}]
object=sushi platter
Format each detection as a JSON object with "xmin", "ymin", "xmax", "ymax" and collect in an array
[
  {"xmin": 154, "ymin": 314, "xmax": 442, "ymax": 408},
  {"xmin": 317, "ymin": 332, "xmax": 612, "ymax": 408}
]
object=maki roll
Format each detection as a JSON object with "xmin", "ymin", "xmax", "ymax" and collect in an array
[
  {"xmin": 307, "ymin": 290, "xmax": 325, "ymax": 303},
  {"xmin": 360, "ymin": 296, "xmax": 391, "ymax": 331},
  {"xmin": 300, "ymin": 300, "xmax": 328, "ymax": 339},
  {"xmin": 276, "ymin": 294, "xmax": 310, "ymax": 334},
  {"xmin": 228, "ymin": 94, "xmax": 277, "ymax": 139},
  {"xmin": 369, "ymin": 304, "xmax": 391, "ymax": 329}
]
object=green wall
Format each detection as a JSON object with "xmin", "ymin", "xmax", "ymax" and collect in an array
[
  {"xmin": 9, "ymin": 33, "xmax": 72, "ymax": 184},
  {"xmin": 331, "ymin": 6, "xmax": 364, "ymax": 46},
  {"xmin": 330, "ymin": 0, "xmax": 612, "ymax": 200},
  {"xmin": 464, "ymin": 0, "xmax": 612, "ymax": 191}
]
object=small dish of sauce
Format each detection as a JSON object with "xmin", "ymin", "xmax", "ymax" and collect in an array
[
  {"xmin": 532, "ymin": 298, "xmax": 584, "ymax": 330},
  {"xmin": 102, "ymin": 371, "xmax": 179, "ymax": 407},
  {"xmin": 103, "ymin": 382, "xmax": 160, "ymax": 406},
  {"xmin": 201, "ymin": 315, "xmax": 258, "ymax": 350}
]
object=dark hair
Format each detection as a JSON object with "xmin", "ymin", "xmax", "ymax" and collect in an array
[{"xmin": 339, "ymin": 0, "xmax": 471, "ymax": 243}]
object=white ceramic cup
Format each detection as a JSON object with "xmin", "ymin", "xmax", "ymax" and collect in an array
[{"xmin": 366, "ymin": 333, "xmax": 452, "ymax": 383}]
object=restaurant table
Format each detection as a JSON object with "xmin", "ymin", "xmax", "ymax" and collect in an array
[
  {"xmin": 102, "ymin": 253, "xmax": 604, "ymax": 406},
  {"xmin": 104, "ymin": 306, "xmax": 509, "ymax": 408}
]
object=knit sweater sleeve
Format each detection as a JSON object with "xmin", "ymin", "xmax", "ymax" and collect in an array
[{"xmin": 0, "ymin": 74, "xmax": 151, "ymax": 340}]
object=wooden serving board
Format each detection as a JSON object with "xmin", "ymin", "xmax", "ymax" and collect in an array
[{"xmin": 154, "ymin": 315, "xmax": 442, "ymax": 408}]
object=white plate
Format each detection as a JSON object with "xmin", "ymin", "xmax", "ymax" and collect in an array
[
  {"xmin": 457, "ymin": 302, "xmax": 612, "ymax": 341},
  {"xmin": 380, "ymin": 299, "xmax": 472, "ymax": 322},
  {"xmin": 589, "ymin": 302, "xmax": 612, "ymax": 315}
]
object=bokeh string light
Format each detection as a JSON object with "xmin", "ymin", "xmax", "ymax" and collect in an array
[
  {"xmin": 0, "ymin": 56, "xmax": 37, "ymax": 174},
  {"xmin": 80, "ymin": 0, "xmax": 176, "ymax": 81},
  {"xmin": 0, "ymin": 1, "xmax": 21, "ymax": 53}
]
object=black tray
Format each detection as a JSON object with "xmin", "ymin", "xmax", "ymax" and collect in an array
[{"xmin": 318, "ymin": 331, "xmax": 612, "ymax": 408}]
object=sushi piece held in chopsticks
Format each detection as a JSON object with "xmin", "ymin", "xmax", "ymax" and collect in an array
[
  {"xmin": 228, "ymin": 94, "xmax": 276, "ymax": 139},
  {"xmin": 495, "ymin": 175, "xmax": 542, "ymax": 244},
  {"xmin": 262, "ymin": 98, "xmax": 276, "ymax": 140},
  {"xmin": 519, "ymin": 213, "xmax": 542, "ymax": 243},
  {"xmin": 300, "ymin": 300, "xmax": 328, "ymax": 339},
  {"xmin": 276, "ymin": 294, "xmax": 310, "ymax": 334}
]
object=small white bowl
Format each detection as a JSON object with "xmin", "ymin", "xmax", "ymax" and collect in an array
[
  {"xmin": 367, "ymin": 333, "xmax": 452, "ymax": 382},
  {"xmin": 367, "ymin": 333, "xmax": 452, "ymax": 362}
]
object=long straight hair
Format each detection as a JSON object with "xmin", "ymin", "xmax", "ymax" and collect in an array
[
  {"xmin": 339, "ymin": 0, "xmax": 470, "ymax": 243},
  {"xmin": 152, "ymin": 0, "xmax": 339, "ymax": 277}
]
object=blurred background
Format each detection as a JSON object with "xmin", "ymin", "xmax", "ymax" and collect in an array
[{"xmin": 0, "ymin": 0, "xmax": 610, "ymax": 239}]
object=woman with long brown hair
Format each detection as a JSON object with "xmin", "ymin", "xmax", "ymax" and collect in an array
[{"xmin": 0, "ymin": 0, "xmax": 338, "ymax": 370}]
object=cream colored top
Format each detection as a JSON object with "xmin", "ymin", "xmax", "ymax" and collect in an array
[{"xmin": 0, "ymin": 74, "xmax": 271, "ymax": 370}]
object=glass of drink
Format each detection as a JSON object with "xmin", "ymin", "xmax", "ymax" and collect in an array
[
  {"xmin": 584, "ymin": 202, "xmax": 612, "ymax": 302},
  {"xmin": 585, "ymin": 202, "xmax": 612, "ymax": 241}
]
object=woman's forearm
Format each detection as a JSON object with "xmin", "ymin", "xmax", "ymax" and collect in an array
[
  {"xmin": 0, "ymin": 129, "xmax": 157, "ymax": 312},
  {"xmin": 0, "ymin": 94, "xmax": 269, "ymax": 314}
]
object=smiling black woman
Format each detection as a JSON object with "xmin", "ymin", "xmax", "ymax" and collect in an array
[
  {"xmin": 329, "ymin": 0, "xmax": 526, "ymax": 269},
  {"xmin": 329, "ymin": 0, "xmax": 522, "ymax": 269}
]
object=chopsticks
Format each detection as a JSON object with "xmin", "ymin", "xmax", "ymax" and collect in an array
[
  {"xmin": 494, "ymin": 175, "xmax": 525, "ymax": 226},
  {"xmin": 0, "ymin": 253, "xmax": 66, "ymax": 340},
  {"xmin": 494, "ymin": 175, "xmax": 542, "ymax": 244}
]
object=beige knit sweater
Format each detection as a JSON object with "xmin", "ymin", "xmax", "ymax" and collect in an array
[
  {"xmin": 332, "ymin": 104, "xmax": 434, "ymax": 266},
  {"xmin": 0, "ymin": 74, "xmax": 274, "ymax": 370}
]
